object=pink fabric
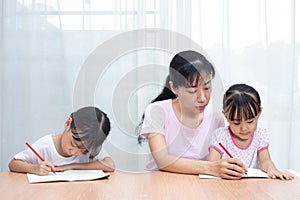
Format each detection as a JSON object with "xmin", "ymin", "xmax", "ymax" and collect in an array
[
  {"xmin": 209, "ymin": 126, "xmax": 269, "ymax": 168},
  {"xmin": 140, "ymin": 99, "xmax": 224, "ymax": 170}
]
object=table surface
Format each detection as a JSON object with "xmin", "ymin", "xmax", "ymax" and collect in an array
[{"xmin": 1, "ymin": 171, "xmax": 300, "ymax": 200}]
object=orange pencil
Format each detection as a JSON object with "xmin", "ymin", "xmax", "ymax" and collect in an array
[{"xmin": 25, "ymin": 142, "xmax": 56, "ymax": 173}]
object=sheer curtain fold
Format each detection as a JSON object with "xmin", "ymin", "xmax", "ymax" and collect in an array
[{"xmin": 0, "ymin": 0, "xmax": 299, "ymax": 172}]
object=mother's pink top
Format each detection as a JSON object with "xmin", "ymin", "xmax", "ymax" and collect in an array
[{"xmin": 140, "ymin": 99, "xmax": 224, "ymax": 170}]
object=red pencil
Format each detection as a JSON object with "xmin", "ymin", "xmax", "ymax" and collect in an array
[
  {"xmin": 218, "ymin": 142, "xmax": 248, "ymax": 175},
  {"xmin": 218, "ymin": 142, "xmax": 233, "ymax": 158},
  {"xmin": 25, "ymin": 142, "xmax": 56, "ymax": 173}
]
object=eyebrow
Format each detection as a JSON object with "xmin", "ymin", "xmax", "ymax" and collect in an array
[
  {"xmin": 204, "ymin": 80, "xmax": 212, "ymax": 85},
  {"xmin": 188, "ymin": 80, "xmax": 212, "ymax": 88}
]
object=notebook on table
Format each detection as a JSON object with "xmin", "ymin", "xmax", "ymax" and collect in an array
[
  {"xmin": 27, "ymin": 170, "xmax": 110, "ymax": 183},
  {"xmin": 199, "ymin": 168, "xmax": 269, "ymax": 179}
]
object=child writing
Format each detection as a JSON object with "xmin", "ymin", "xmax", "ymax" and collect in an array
[
  {"xmin": 139, "ymin": 50, "xmax": 248, "ymax": 179},
  {"xmin": 208, "ymin": 83, "xmax": 294, "ymax": 180},
  {"xmin": 9, "ymin": 106, "xmax": 115, "ymax": 175}
]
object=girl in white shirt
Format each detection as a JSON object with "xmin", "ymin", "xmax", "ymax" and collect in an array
[{"xmin": 9, "ymin": 106, "xmax": 115, "ymax": 175}]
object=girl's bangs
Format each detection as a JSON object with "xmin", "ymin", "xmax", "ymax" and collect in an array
[{"xmin": 226, "ymin": 97, "xmax": 260, "ymax": 121}]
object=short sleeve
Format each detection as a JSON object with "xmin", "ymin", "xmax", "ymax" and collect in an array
[
  {"xmin": 13, "ymin": 135, "xmax": 51, "ymax": 164},
  {"xmin": 209, "ymin": 129, "xmax": 218, "ymax": 147},
  {"xmin": 257, "ymin": 128, "xmax": 269, "ymax": 152},
  {"xmin": 208, "ymin": 128, "xmax": 223, "ymax": 155},
  {"xmin": 140, "ymin": 102, "xmax": 167, "ymax": 138},
  {"xmin": 14, "ymin": 148, "xmax": 40, "ymax": 164}
]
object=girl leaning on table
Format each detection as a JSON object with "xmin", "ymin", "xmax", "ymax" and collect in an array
[
  {"xmin": 138, "ymin": 50, "xmax": 248, "ymax": 179},
  {"xmin": 9, "ymin": 106, "xmax": 115, "ymax": 175},
  {"xmin": 208, "ymin": 83, "xmax": 293, "ymax": 180}
]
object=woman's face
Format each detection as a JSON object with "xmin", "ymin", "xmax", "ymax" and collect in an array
[{"xmin": 173, "ymin": 77, "xmax": 212, "ymax": 115}]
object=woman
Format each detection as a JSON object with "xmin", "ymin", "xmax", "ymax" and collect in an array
[{"xmin": 139, "ymin": 50, "xmax": 247, "ymax": 179}]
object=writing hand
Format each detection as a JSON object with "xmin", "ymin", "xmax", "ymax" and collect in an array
[
  {"xmin": 36, "ymin": 161, "xmax": 56, "ymax": 176},
  {"xmin": 217, "ymin": 158, "xmax": 248, "ymax": 179}
]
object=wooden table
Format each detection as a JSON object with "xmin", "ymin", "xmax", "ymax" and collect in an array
[{"xmin": 1, "ymin": 171, "xmax": 299, "ymax": 200}]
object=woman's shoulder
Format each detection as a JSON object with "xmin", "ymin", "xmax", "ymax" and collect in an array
[
  {"xmin": 143, "ymin": 99, "xmax": 172, "ymax": 126},
  {"xmin": 145, "ymin": 99, "xmax": 172, "ymax": 113},
  {"xmin": 149, "ymin": 99, "xmax": 172, "ymax": 107}
]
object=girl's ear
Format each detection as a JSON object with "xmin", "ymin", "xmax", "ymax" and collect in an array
[
  {"xmin": 169, "ymin": 81, "xmax": 178, "ymax": 96},
  {"xmin": 223, "ymin": 112, "xmax": 230, "ymax": 123},
  {"xmin": 64, "ymin": 117, "xmax": 72, "ymax": 129},
  {"xmin": 257, "ymin": 107, "xmax": 263, "ymax": 118}
]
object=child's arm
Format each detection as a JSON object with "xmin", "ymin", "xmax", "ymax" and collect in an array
[
  {"xmin": 258, "ymin": 149, "xmax": 294, "ymax": 180},
  {"xmin": 55, "ymin": 157, "xmax": 115, "ymax": 172},
  {"xmin": 8, "ymin": 159, "xmax": 55, "ymax": 176},
  {"xmin": 148, "ymin": 133, "xmax": 247, "ymax": 179},
  {"xmin": 208, "ymin": 148, "xmax": 222, "ymax": 161}
]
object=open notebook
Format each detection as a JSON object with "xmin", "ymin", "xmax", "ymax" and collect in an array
[
  {"xmin": 199, "ymin": 168, "xmax": 269, "ymax": 179},
  {"xmin": 27, "ymin": 170, "xmax": 110, "ymax": 183}
]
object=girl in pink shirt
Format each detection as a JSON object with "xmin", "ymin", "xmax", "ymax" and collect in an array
[
  {"xmin": 139, "ymin": 50, "xmax": 248, "ymax": 179},
  {"xmin": 208, "ymin": 83, "xmax": 293, "ymax": 180}
]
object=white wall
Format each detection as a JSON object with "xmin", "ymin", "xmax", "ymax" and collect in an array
[{"xmin": 1, "ymin": 0, "xmax": 300, "ymax": 173}]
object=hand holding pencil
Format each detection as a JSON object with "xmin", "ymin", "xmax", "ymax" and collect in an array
[
  {"xmin": 219, "ymin": 142, "xmax": 248, "ymax": 175},
  {"xmin": 26, "ymin": 142, "xmax": 56, "ymax": 175},
  {"xmin": 36, "ymin": 161, "xmax": 56, "ymax": 176}
]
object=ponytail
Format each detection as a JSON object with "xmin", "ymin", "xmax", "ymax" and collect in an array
[{"xmin": 150, "ymin": 75, "xmax": 177, "ymax": 103}]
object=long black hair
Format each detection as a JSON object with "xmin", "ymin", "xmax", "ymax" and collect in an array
[{"xmin": 137, "ymin": 50, "xmax": 215, "ymax": 143}]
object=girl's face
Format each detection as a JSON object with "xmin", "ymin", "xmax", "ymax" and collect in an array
[
  {"xmin": 172, "ymin": 78, "xmax": 212, "ymax": 115},
  {"xmin": 61, "ymin": 119, "xmax": 88, "ymax": 157},
  {"xmin": 225, "ymin": 113, "xmax": 260, "ymax": 141}
]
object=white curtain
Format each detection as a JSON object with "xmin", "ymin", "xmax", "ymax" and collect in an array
[{"xmin": 1, "ymin": 0, "xmax": 299, "ymax": 173}]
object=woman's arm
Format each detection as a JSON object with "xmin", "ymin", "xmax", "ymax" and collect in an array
[
  {"xmin": 258, "ymin": 149, "xmax": 293, "ymax": 180},
  {"xmin": 148, "ymin": 133, "xmax": 247, "ymax": 179},
  {"xmin": 55, "ymin": 157, "xmax": 115, "ymax": 172}
]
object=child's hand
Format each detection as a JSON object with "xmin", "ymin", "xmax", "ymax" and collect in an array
[
  {"xmin": 216, "ymin": 158, "xmax": 248, "ymax": 179},
  {"xmin": 54, "ymin": 164, "xmax": 72, "ymax": 172},
  {"xmin": 267, "ymin": 169, "xmax": 294, "ymax": 180},
  {"xmin": 35, "ymin": 161, "xmax": 56, "ymax": 176}
]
